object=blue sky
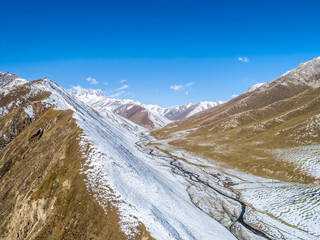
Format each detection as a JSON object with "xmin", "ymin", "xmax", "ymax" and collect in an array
[{"xmin": 1, "ymin": 0, "xmax": 320, "ymax": 107}]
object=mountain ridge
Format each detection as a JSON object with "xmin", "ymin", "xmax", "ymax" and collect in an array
[{"xmin": 71, "ymin": 86, "xmax": 224, "ymax": 128}]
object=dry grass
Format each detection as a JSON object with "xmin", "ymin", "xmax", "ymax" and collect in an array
[
  {"xmin": 152, "ymin": 85, "xmax": 320, "ymax": 184},
  {"xmin": 0, "ymin": 84, "xmax": 154, "ymax": 239},
  {"xmin": 115, "ymin": 105, "xmax": 154, "ymax": 129}
]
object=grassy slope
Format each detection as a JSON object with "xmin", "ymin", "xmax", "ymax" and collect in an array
[
  {"xmin": 0, "ymin": 84, "xmax": 153, "ymax": 240},
  {"xmin": 152, "ymin": 85, "xmax": 320, "ymax": 184}
]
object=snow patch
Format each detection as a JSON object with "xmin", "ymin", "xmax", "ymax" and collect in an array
[
  {"xmin": 247, "ymin": 83, "xmax": 266, "ymax": 92},
  {"xmin": 273, "ymin": 145, "xmax": 320, "ymax": 179},
  {"xmin": 235, "ymin": 182, "xmax": 320, "ymax": 239},
  {"xmin": 24, "ymin": 105, "xmax": 35, "ymax": 119}
]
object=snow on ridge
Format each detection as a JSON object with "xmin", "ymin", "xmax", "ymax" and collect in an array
[
  {"xmin": 0, "ymin": 72, "xmax": 28, "ymax": 96},
  {"xmin": 185, "ymin": 100, "xmax": 225, "ymax": 118},
  {"xmin": 34, "ymin": 79, "xmax": 236, "ymax": 240},
  {"xmin": 147, "ymin": 100, "xmax": 224, "ymax": 119},
  {"xmin": 247, "ymin": 82, "xmax": 267, "ymax": 92},
  {"xmin": 71, "ymin": 86, "xmax": 223, "ymax": 128},
  {"xmin": 24, "ymin": 105, "xmax": 35, "ymax": 119},
  {"xmin": 77, "ymin": 95, "xmax": 170, "ymax": 128},
  {"xmin": 280, "ymin": 57, "xmax": 320, "ymax": 85},
  {"xmin": 247, "ymin": 57, "xmax": 320, "ymax": 95}
]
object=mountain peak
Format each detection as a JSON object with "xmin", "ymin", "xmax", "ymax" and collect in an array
[
  {"xmin": 0, "ymin": 72, "xmax": 28, "ymax": 91},
  {"xmin": 247, "ymin": 82, "xmax": 267, "ymax": 92},
  {"xmin": 0, "ymin": 72, "xmax": 22, "ymax": 84},
  {"xmin": 279, "ymin": 57, "xmax": 320, "ymax": 87}
]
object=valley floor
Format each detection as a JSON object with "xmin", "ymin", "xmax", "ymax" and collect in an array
[{"xmin": 148, "ymin": 133, "xmax": 320, "ymax": 240}]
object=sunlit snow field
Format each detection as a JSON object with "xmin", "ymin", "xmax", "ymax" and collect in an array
[
  {"xmin": 234, "ymin": 182, "xmax": 320, "ymax": 239},
  {"xmin": 273, "ymin": 145, "xmax": 320, "ymax": 179},
  {"xmin": 156, "ymin": 140, "xmax": 320, "ymax": 240}
]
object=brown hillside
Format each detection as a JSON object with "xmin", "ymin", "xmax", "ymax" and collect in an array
[
  {"xmin": 152, "ymin": 58, "xmax": 320, "ymax": 184},
  {"xmin": 0, "ymin": 78, "xmax": 153, "ymax": 239},
  {"xmin": 114, "ymin": 104, "xmax": 154, "ymax": 129}
]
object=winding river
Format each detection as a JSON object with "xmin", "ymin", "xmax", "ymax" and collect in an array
[{"xmin": 148, "ymin": 148, "xmax": 273, "ymax": 240}]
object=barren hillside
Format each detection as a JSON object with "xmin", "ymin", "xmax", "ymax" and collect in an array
[{"xmin": 152, "ymin": 57, "xmax": 320, "ymax": 183}]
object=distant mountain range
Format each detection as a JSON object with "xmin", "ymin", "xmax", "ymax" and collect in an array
[{"xmin": 71, "ymin": 86, "xmax": 224, "ymax": 128}]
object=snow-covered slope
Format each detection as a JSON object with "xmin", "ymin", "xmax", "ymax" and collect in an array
[
  {"xmin": 0, "ymin": 72, "xmax": 28, "ymax": 96},
  {"xmin": 247, "ymin": 82, "xmax": 266, "ymax": 92},
  {"xmin": 164, "ymin": 101, "xmax": 225, "ymax": 120},
  {"xmin": 22, "ymin": 78, "xmax": 235, "ymax": 239},
  {"xmin": 71, "ymin": 86, "xmax": 224, "ymax": 128}
]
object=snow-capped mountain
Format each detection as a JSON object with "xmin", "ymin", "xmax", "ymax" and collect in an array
[
  {"xmin": 163, "ymin": 100, "xmax": 224, "ymax": 121},
  {"xmin": 0, "ymin": 72, "xmax": 235, "ymax": 240},
  {"xmin": 247, "ymin": 82, "xmax": 267, "ymax": 92},
  {"xmin": 71, "ymin": 86, "xmax": 170, "ymax": 128},
  {"xmin": 71, "ymin": 86, "xmax": 224, "ymax": 128},
  {"xmin": 0, "ymin": 72, "xmax": 28, "ymax": 95}
]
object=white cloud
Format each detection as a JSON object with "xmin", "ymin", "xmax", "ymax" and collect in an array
[
  {"xmin": 117, "ymin": 84, "xmax": 129, "ymax": 91},
  {"xmin": 185, "ymin": 90, "xmax": 189, "ymax": 95},
  {"xmin": 170, "ymin": 85, "xmax": 183, "ymax": 91},
  {"xmin": 120, "ymin": 79, "xmax": 127, "ymax": 83},
  {"xmin": 238, "ymin": 57, "xmax": 249, "ymax": 63},
  {"xmin": 86, "ymin": 77, "xmax": 99, "ymax": 84},
  {"xmin": 103, "ymin": 82, "xmax": 108, "ymax": 86},
  {"xmin": 185, "ymin": 82, "xmax": 195, "ymax": 87},
  {"xmin": 110, "ymin": 91, "xmax": 125, "ymax": 98},
  {"xmin": 70, "ymin": 85, "xmax": 83, "ymax": 91},
  {"xmin": 231, "ymin": 94, "xmax": 239, "ymax": 99}
]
